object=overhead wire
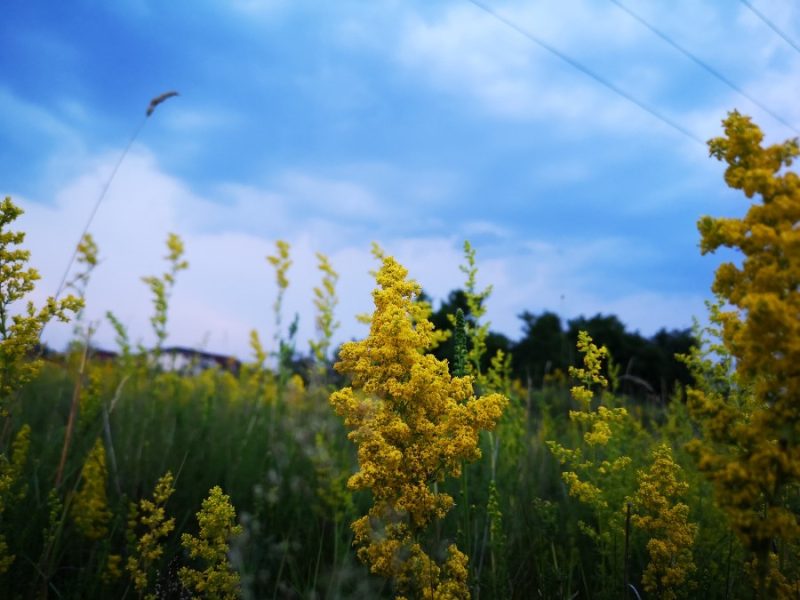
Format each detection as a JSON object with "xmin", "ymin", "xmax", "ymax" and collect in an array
[
  {"xmin": 609, "ymin": 0, "xmax": 799, "ymax": 135},
  {"xmin": 463, "ymin": 0, "xmax": 704, "ymax": 145},
  {"xmin": 740, "ymin": 0, "xmax": 800, "ymax": 57}
]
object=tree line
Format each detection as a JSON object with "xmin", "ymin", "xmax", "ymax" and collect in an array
[{"xmin": 426, "ymin": 289, "xmax": 694, "ymax": 402}]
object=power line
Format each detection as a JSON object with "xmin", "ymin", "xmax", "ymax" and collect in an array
[
  {"xmin": 740, "ymin": 0, "xmax": 800, "ymax": 57},
  {"xmin": 610, "ymin": 0, "xmax": 800, "ymax": 136},
  {"xmin": 463, "ymin": 0, "xmax": 704, "ymax": 145}
]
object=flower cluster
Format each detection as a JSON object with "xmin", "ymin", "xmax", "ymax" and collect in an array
[
  {"xmin": 179, "ymin": 486, "xmax": 243, "ymax": 600},
  {"xmin": 126, "ymin": 471, "xmax": 176, "ymax": 596},
  {"xmin": 309, "ymin": 251, "xmax": 340, "ymax": 367},
  {"xmin": 457, "ymin": 241, "xmax": 492, "ymax": 386},
  {"xmin": 629, "ymin": 444, "xmax": 697, "ymax": 600},
  {"xmin": 0, "ymin": 424, "xmax": 31, "ymax": 573},
  {"xmin": 0, "ymin": 197, "xmax": 82, "ymax": 409},
  {"xmin": 690, "ymin": 111, "xmax": 800, "ymax": 594},
  {"xmin": 71, "ymin": 437, "xmax": 112, "ymax": 541},
  {"xmin": 548, "ymin": 332, "xmax": 631, "ymax": 517},
  {"xmin": 330, "ymin": 256, "xmax": 507, "ymax": 598},
  {"xmin": 266, "ymin": 239, "xmax": 291, "ymax": 341},
  {"xmin": 64, "ymin": 232, "xmax": 99, "ymax": 341},
  {"xmin": 547, "ymin": 332, "xmax": 637, "ymax": 596},
  {"xmin": 141, "ymin": 232, "xmax": 188, "ymax": 358}
]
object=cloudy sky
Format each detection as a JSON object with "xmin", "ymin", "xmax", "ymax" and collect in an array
[{"xmin": 3, "ymin": 0, "xmax": 799, "ymax": 359}]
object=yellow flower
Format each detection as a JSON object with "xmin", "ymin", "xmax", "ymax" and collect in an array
[
  {"xmin": 309, "ymin": 252, "xmax": 340, "ymax": 366},
  {"xmin": 103, "ymin": 553, "xmax": 123, "ymax": 582},
  {"xmin": 71, "ymin": 437, "xmax": 111, "ymax": 541},
  {"xmin": 0, "ymin": 424, "xmax": 31, "ymax": 574},
  {"xmin": 179, "ymin": 486, "xmax": 243, "ymax": 600},
  {"xmin": 331, "ymin": 255, "xmax": 507, "ymax": 598},
  {"xmin": 126, "ymin": 471, "xmax": 176, "ymax": 595},
  {"xmin": 547, "ymin": 331, "xmax": 636, "ymax": 588},
  {"xmin": 549, "ymin": 333, "xmax": 632, "ymax": 510},
  {"xmin": 630, "ymin": 444, "xmax": 697, "ymax": 599},
  {"xmin": 689, "ymin": 112, "xmax": 800, "ymax": 594},
  {"xmin": 0, "ymin": 197, "xmax": 82, "ymax": 408}
]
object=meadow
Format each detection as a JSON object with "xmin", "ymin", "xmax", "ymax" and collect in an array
[{"xmin": 0, "ymin": 111, "xmax": 798, "ymax": 600}]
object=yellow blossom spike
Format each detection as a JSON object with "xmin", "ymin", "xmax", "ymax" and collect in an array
[
  {"xmin": 179, "ymin": 486, "xmax": 243, "ymax": 600},
  {"xmin": 71, "ymin": 438, "xmax": 112, "ymax": 541},
  {"xmin": 330, "ymin": 254, "xmax": 507, "ymax": 598}
]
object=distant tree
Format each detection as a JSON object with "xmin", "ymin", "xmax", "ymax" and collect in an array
[
  {"xmin": 425, "ymin": 292, "xmax": 694, "ymax": 402},
  {"xmin": 427, "ymin": 289, "xmax": 468, "ymax": 369},
  {"xmin": 643, "ymin": 328, "xmax": 694, "ymax": 399},
  {"xmin": 567, "ymin": 314, "xmax": 633, "ymax": 368},
  {"xmin": 427, "ymin": 289, "xmax": 512, "ymax": 376},
  {"xmin": 512, "ymin": 311, "xmax": 568, "ymax": 386},
  {"xmin": 566, "ymin": 314, "xmax": 694, "ymax": 401}
]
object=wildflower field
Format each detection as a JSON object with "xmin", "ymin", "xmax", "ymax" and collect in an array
[{"xmin": 1, "ymin": 112, "xmax": 798, "ymax": 599}]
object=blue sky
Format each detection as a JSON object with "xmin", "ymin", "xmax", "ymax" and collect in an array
[{"xmin": 3, "ymin": 0, "xmax": 799, "ymax": 358}]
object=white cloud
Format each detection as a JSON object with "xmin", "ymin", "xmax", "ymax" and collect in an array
[
  {"xmin": 461, "ymin": 220, "xmax": 512, "ymax": 238},
  {"xmin": 384, "ymin": 0, "xmax": 800, "ymax": 144},
  {"xmin": 14, "ymin": 146, "xmax": 711, "ymax": 362},
  {"xmin": 392, "ymin": 1, "xmax": 661, "ymax": 130},
  {"xmin": 0, "ymin": 87, "xmax": 87, "ymax": 158},
  {"xmin": 277, "ymin": 171, "xmax": 387, "ymax": 220},
  {"xmin": 156, "ymin": 105, "xmax": 242, "ymax": 134},
  {"xmin": 482, "ymin": 239, "xmax": 711, "ymax": 338},
  {"xmin": 14, "ymin": 150, "xmax": 460, "ymax": 358}
]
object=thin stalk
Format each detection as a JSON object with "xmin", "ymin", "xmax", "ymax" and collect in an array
[
  {"xmin": 311, "ymin": 524, "xmax": 324, "ymax": 595},
  {"xmin": 55, "ymin": 343, "xmax": 89, "ymax": 488},
  {"xmin": 101, "ymin": 403, "xmax": 122, "ymax": 497},
  {"xmin": 272, "ymin": 536, "xmax": 289, "ymax": 600},
  {"xmin": 724, "ymin": 533, "xmax": 733, "ymax": 600},
  {"xmin": 624, "ymin": 502, "xmax": 632, "ymax": 600}
]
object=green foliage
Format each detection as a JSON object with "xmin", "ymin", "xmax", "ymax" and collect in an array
[
  {"xmin": 0, "ymin": 197, "xmax": 82, "ymax": 409},
  {"xmin": 689, "ymin": 111, "xmax": 800, "ymax": 596},
  {"xmin": 452, "ymin": 308, "xmax": 467, "ymax": 378},
  {"xmin": 179, "ymin": 486, "xmax": 243, "ymax": 600},
  {"xmin": 266, "ymin": 239, "xmax": 291, "ymax": 347},
  {"xmin": 309, "ymin": 252, "xmax": 340, "ymax": 368},
  {"xmin": 141, "ymin": 232, "xmax": 188, "ymax": 359},
  {"xmin": 0, "ymin": 423, "xmax": 30, "ymax": 573},
  {"xmin": 458, "ymin": 241, "xmax": 492, "ymax": 388},
  {"xmin": 126, "ymin": 471, "xmax": 176, "ymax": 597},
  {"xmin": 106, "ymin": 310, "xmax": 137, "ymax": 371}
]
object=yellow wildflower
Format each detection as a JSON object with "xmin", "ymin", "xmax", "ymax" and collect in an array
[
  {"xmin": 630, "ymin": 444, "xmax": 697, "ymax": 599},
  {"xmin": 548, "ymin": 332, "xmax": 631, "ymax": 509},
  {"xmin": 141, "ymin": 233, "xmax": 188, "ymax": 357},
  {"xmin": 0, "ymin": 197, "xmax": 82, "ymax": 410},
  {"xmin": 309, "ymin": 251, "xmax": 340, "ymax": 367},
  {"xmin": 126, "ymin": 471, "xmax": 176, "ymax": 596},
  {"xmin": 103, "ymin": 553, "xmax": 123, "ymax": 582},
  {"xmin": 690, "ymin": 111, "xmax": 800, "ymax": 594},
  {"xmin": 0, "ymin": 424, "xmax": 31, "ymax": 574},
  {"xmin": 71, "ymin": 437, "xmax": 111, "ymax": 541},
  {"xmin": 547, "ymin": 332, "xmax": 637, "ymax": 595},
  {"xmin": 179, "ymin": 486, "xmax": 243, "ymax": 600},
  {"xmin": 331, "ymin": 255, "xmax": 507, "ymax": 598}
]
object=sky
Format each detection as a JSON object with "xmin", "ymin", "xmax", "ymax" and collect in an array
[{"xmin": 2, "ymin": 0, "xmax": 799, "ymax": 360}]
